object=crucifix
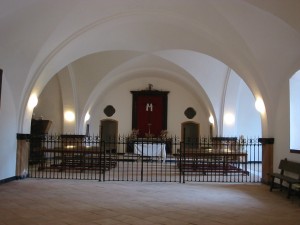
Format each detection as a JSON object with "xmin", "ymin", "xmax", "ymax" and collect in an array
[
  {"xmin": 148, "ymin": 123, "xmax": 152, "ymax": 135},
  {"xmin": 146, "ymin": 102, "xmax": 153, "ymax": 135}
]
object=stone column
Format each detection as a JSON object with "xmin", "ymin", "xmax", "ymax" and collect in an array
[
  {"xmin": 16, "ymin": 134, "xmax": 30, "ymax": 179},
  {"xmin": 258, "ymin": 138, "xmax": 274, "ymax": 184}
]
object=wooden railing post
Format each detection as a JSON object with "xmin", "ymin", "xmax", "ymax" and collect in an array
[
  {"xmin": 258, "ymin": 138, "xmax": 274, "ymax": 184},
  {"xmin": 16, "ymin": 134, "xmax": 30, "ymax": 179}
]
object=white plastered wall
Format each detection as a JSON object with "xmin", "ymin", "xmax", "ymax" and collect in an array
[
  {"xmin": 0, "ymin": 76, "xmax": 18, "ymax": 179},
  {"xmin": 1, "ymin": 1, "xmax": 300, "ymax": 181},
  {"xmin": 87, "ymin": 77, "xmax": 211, "ymax": 138}
]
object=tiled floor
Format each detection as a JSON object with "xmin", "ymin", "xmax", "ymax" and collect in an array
[{"xmin": 0, "ymin": 179, "xmax": 299, "ymax": 225}]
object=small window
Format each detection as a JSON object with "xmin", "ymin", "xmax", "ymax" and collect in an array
[{"xmin": 290, "ymin": 70, "xmax": 300, "ymax": 152}]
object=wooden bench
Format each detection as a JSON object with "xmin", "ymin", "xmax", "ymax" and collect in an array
[
  {"xmin": 269, "ymin": 158, "xmax": 300, "ymax": 198},
  {"xmin": 175, "ymin": 148, "xmax": 248, "ymax": 175},
  {"xmin": 38, "ymin": 147, "xmax": 117, "ymax": 172}
]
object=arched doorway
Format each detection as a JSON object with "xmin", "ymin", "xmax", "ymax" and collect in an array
[
  {"xmin": 181, "ymin": 121, "xmax": 200, "ymax": 147},
  {"xmin": 100, "ymin": 119, "xmax": 118, "ymax": 151}
]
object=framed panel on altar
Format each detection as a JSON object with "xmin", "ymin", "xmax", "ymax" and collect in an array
[{"xmin": 131, "ymin": 88, "xmax": 169, "ymax": 138}]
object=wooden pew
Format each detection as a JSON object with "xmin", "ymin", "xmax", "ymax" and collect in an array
[
  {"xmin": 175, "ymin": 147, "xmax": 248, "ymax": 175},
  {"xmin": 269, "ymin": 158, "xmax": 300, "ymax": 198}
]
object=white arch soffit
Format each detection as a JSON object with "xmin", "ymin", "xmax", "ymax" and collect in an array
[
  {"xmin": 76, "ymin": 49, "xmax": 231, "ymax": 109},
  {"xmin": 20, "ymin": 7, "xmax": 266, "ymax": 133},
  {"xmin": 154, "ymin": 49, "xmax": 265, "ymax": 135},
  {"xmin": 209, "ymin": 1, "xmax": 300, "ymax": 137},
  {"xmin": 66, "ymin": 64, "xmax": 80, "ymax": 133},
  {"xmin": 24, "ymin": 10, "xmax": 227, "ymax": 97},
  {"xmin": 155, "ymin": 50, "xmax": 230, "ymax": 114},
  {"xmin": 79, "ymin": 59, "xmax": 214, "ymax": 132},
  {"xmin": 80, "ymin": 68, "xmax": 214, "ymax": 133}
]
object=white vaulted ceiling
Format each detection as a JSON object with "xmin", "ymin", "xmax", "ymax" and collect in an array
[{"xmin": 0, "ymin": 0, "xmax": 299, "ymax": 135}]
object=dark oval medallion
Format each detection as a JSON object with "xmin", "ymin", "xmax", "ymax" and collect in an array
[
  {"xmin": 104, "ymin": 105, "xmax": 115, "ymax": 117},
  {"xmin": 184, "ymin": 107, "xmax": 196, "ymax": 119}
]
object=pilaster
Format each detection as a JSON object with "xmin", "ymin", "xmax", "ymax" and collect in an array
[
  {"xmin": 16, "ymin": 134, "xmax": 30, "ymax": 179},
  {"xmin": 258, "ymin": 138, "xmax": 274, "ymax": 184}
]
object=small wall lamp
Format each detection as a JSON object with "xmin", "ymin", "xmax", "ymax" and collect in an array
[
  {"xmin": 64, "ymin": 111, "xmax": 75, "ymax": 122},
  {"xmin": 28, "ymin": 94, "xmax": 38, "ymax": 109},
  {"xmin": 255, "ymin": 98, "xmax": 265, "ymax": 113}
]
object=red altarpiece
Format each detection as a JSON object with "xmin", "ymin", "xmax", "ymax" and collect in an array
[{"xmin": 131, "ymin": 89, "xmax": 169, "ymax": 138}]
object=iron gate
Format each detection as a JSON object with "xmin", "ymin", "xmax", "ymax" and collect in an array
[{"xmin": 28, "ymin": 135, "xmax": 262, "ymax": 183}]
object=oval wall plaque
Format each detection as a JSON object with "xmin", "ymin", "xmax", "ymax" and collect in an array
[
  {"xmin": 104, "ymin": 105, "xmax": 115, "ymax": 117},
  {"xmin": 184, "ymin": 107, "xmax": 196, "ymax": 119}
]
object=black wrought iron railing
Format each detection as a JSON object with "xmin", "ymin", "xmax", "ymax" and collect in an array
[{"xmin": 28, "ymin": 135, "xmax": 262, "ymax": 183}]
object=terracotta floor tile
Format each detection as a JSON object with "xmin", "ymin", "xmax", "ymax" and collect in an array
[{"xmin": 0, "ymin": 179, "xmax": 299, "ymax": 225}]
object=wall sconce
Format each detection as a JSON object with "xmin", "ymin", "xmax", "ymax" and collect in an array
[
  {"xmin": 224, "ymin": 113, "xmax": 235, "ymax": 125},
  {"xmin": 255, "ymin": 98, "xmax": 265, "ymax": 113},
  {"xmin": 28, "ymin": 94, "xmax": 38, "ymax": 109},
  {"xmin": 64, "ymin": 111, "xmax": 75, "ymax": 122},
  {"xmin": 209, "ymin": 115, "xmax": 214, "ymax": 124},
  {"xmin": 85, "ymin": 112, "xmax": 90, "ymax": 122},
  {"xmin": 209, "ymin": 115, "xmax": 214, "ymax": 137}
]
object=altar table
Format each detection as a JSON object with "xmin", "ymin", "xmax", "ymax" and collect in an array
[{"xmin": 134, "ymin": 143, "xmax": 167, "ymax": 162}]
